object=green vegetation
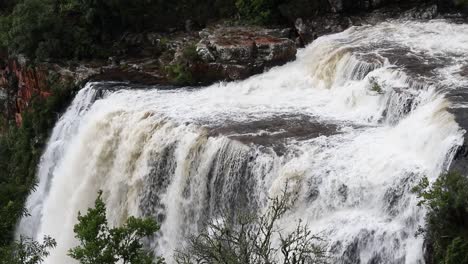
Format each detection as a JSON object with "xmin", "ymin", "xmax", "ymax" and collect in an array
[
  {"xmin": 0, "ymin": 0, "xmax": 236, "ymax": 60},
  {"xmin": 0, "ymin": 0, "xmax": 466, "ymax": 61},
  {"xmin": 0, "ymin": 189, "xmax": 164, "ymax": 263},
  {"xmin": 175, "ymin": 190, "xmax": 327, "ymax": 264},
  {"xmin": 455, "ymin": 0, "xmax": 468, "ymax": 7},
  {"xmin": 69, "ymin": 191, "xmax": 164, "ymax": 264},
  {"xmin": 0, "ymin": 80, "xmax": 77, "ymax": 250},
  {"xmin": 413, "ymin": 172, "xmax": 468, "ymax": 264},
  {"xmin": 236, "ymin": 0, "xmax": 283, "ymax": 24},
  {"xmin": 369, "ymin": 77, "xmax": 384, "ymax": 94},
  {"xmin": 166, "ymin": 64, "xmax": 194, "ymax": 85},
  {"xmin": 165, "ymin": 44, "xmax": 199, "ymax": 85},
  {"xmin": 0, "ymin": 0, "xmax": 336, "ymax": 61},
  {"xmin": 0, "ymin": 236, "xmax": 56, "ymax": 264}
]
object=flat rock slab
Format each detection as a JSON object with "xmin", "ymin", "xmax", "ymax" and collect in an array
[{"xmin": 194, "ymin": 26, "xmax": 297, "ymax": 82}]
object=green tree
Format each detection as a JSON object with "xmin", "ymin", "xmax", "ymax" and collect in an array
[
  {"xmin": 413, "ymin": 172, "xmax": 468, "ymax": 264},
  {"xmin": 235, "ymin": 0, "xmax": 283, "ymax": 24},
  {"xmin": 8, "ymin": 0, "xmax": 55, "ymax": 58},
  {"xmin": 69, "ymin": 191, "xmax": 164, "ymax": 264},
  {"xmin": 0, "ymin": 235, "xmax": 56, "ymax": 264}
]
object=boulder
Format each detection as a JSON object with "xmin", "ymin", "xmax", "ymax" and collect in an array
[
  {"xmin": 294, "ymin": 3, "xmax": 446, "ymax": 46},
  {"xmin": 295, "ymin": 15, "xmax": 355, "ymax": 46},
  {"xmin": 194, "ymin": 26, "xmax": 297, "ymax": 82},
  {"xmin": 401, "ymin": 4, "xmax": 439, "ymax": 19}
]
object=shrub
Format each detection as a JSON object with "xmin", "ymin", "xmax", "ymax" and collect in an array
[
  {"xmin": 235, "ymin": 0, "xmax": 283, "ymax": 24},
  {"xmin": 413, "ymin": 172, "xmax": 468, "ymax": 264},
  {"xmin": 165, "ymin": 44, "xmax": 199, "ymax": 85},
  {"xmin": 69, "ymin": 191, "xmax": 164, "ymax": 264},
  {"xmin": 175, "ymin": 189, "xmax": 327, "ymax": 264},
  {"xmin": 166, "ymin": 63, "xmax": 194, "ymax": 85},
  {"xmin": 0, "ymin": 236, "xmax": 56, "ymax": 264},
  {"xmin": 369, "ymin": 77, "xmax": 384, "ymax": 94}
]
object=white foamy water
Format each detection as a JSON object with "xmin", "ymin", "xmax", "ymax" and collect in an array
[{"xmin": 18, "ymin": 20, "xmax": 467, "ymax": 263}]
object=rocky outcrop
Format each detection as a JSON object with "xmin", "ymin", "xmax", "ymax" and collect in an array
[
  {"xmin": 294, "ymin": 4, "xmax": 442, "ymax": 46},
  {"xmin": 277, "ymin": 0, "xmax": 460, "ymax": 23},
  {"xmin": 0, "ymin": 56, "xmax": 50, "ymax": 125},
  {"xmin": 0, "ymin": 56, "xmax": 99, "ymax": 125},
  {"xmin": 193, "ymin": 27, "xmax": 297, "ymax": 82}
]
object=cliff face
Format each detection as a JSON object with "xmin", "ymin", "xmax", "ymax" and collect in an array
[{"xmin": 0, "ymin": 56, "xmax": 51, "ymax": 125}]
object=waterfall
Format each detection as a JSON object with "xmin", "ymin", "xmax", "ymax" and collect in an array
[
  {"xmin": 18, "ymin": 20, "xmax": 468, "ymax": 264},
  {"xmin": 17, "ymin": 83, "xmax": 101, "ymax": 239}
]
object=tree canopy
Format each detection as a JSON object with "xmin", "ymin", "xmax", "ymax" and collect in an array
[{"xmin": 69, "ymin": 191, "xmax": 164, "ymax": 264}]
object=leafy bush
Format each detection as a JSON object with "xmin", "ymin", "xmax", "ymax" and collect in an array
[
  {"xmin": 0, "ymin": 15, "xmax": 11, "ymax": 48},
  {"xmin": 69, "ymin": 191, "xmax": 164, "ymax": 264},
  {"xmin": 413, "ymin": 172, "xmax": 468, "ymax": 264},
  {"xmin": 369, "ymin": 77, "xmax": 384, "ymax": 94},
  {"xmin": 0, "ymin": 236, "xmax": 56, "ymax": 264},
  {"xmin": 166, "ymin": 63, "xmax": 194, "ymax": 85},
  {"xmin": 165, "ymin": 44, "xmax": 199, "ymax": 85},
  {"xmin": 235, "ymin": 0, "xmax": 283, "ymax": 24},
  {"xmin": 455, "ymin": 0, "xmax": 468, "ymax": 7}
]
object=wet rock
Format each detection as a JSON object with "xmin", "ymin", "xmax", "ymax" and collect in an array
[
  {"xmin": 293, "ymin": 3, "xmax": 445, "ymax": 46},
  {"xmin": 447, "ymin": 90, "xmax": 468, "ymax": 173},
  {"xmin": 196, "ymin": 41, "xmax": 215, "ymax": 62},
  {"xmin": 185, "ymin": 19, "xmax": 194, "ymax": 32},
  {"xmin": 295, "ymin": 14, "xmax": 356, "ymax": 46},
  {"xmin": 214, "ymin": 38, "xmax": 256, "ymax": 62},
  {"xmin": 108, "ymin": 56, "xmax": 119, "ymax": 67},
  {"xmin": 255, "ymin": 35, "xmax": 297, "ymax": 63},
  {"xmin": 337, "ymin": 184, "xmax": 348, "ymax": 203},
  {"xmin": 295, "ymin": 18, "xmax": 316, "ymax": 46},
  {"xmin": 341, "ymin": 238, "xmax": 361, "ymax": 264},
  {"xmin": 121, "ymin": 33, "xmax": 145, "ymax": 46},
  {"xmin": 194, "ymin": 26, "xmax": 297, "ymax": 82},
  {"xmin": 383, "ymin": 176, "xmax": 414, "ymax": 217},
  {"xmin": 402, "ymin": 4, "xmax": 439, "ymax": 19}
]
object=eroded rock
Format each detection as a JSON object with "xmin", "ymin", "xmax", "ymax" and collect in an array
[{"xmin": 194, "ymin": 26, "xmax": 297, "ymax": 82}]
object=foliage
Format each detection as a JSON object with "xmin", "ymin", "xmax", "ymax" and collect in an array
[
  {"xmin": 1, "ymin": 0, "xmax": 468, "ymax": 61},
  {"xmin": 0, "ymin": 236, "xmax": 56, "ymax": 264},
  {"xmin": 0, "ymin": 0, "xmax": 326, "ymax": 60},
  {"xmin": 413, "ymin": 172, "xmax": 468, "ymax": 264},
  {"xmin": 69, "ymin": 191, "xmax": 164, "ymax": 264},
  {"xmin": 175, "ymin": 189, "xmax": 327, "ymax": 264},
  {"xmin": 235, "ymin": 0, "xmax": 283, "ymax": 24},
  {"xmin": 455, "ymin": 0, "xmax": 468, "ymax": 7},
  {"xmin": 0, "ymin": 0, "xmax": 17, "ymax": 15},
  {"xmin": 369, "ymin": 77, "xmax": 384, "ymax": 94},
  {"xmin": 0, "ymin": 15, "xmax": 11, "ymax": 48},
  {"xmin": 165, "ymin": 44, "xmax": 199, "ymax": 85},
  {"xmin": 166, "ymin": 63, "xmax": 194, "ymax": 85},
  {"xmin": 5, "ymin": 0, "xmax": 100, "ymax": 60},
  {"xmin": 0, "ymin": 0, "xmax": 239, "ymax": 60},
  {"xmin": 181, "ymin": 44, "xmax": 200, "ymax": 62},
  {"xmin": 0, "ymin": 81, "xmax": 77, "ymax": 248}
]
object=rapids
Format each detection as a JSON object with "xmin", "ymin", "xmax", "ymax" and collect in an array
[{"xmin": 17, "ymin": 20, "xmax": 468, "ymax": 263}]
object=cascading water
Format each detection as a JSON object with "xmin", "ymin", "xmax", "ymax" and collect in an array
[
  {"xmin": 18, "ymin": 84, "xmax": 101, "ymax": 238},
  {"xmin": 17, "ymin": 20, "xmax": 468, "ymax": 264}
]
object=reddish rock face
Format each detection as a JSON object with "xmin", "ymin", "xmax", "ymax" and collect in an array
[
  {"xmin": 0, "ymin": 57, "xmax": 51, "ymax": 126},
  {"xmin": 194, "ymin": 26, "xmax": 297, "ymax": 83}
]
